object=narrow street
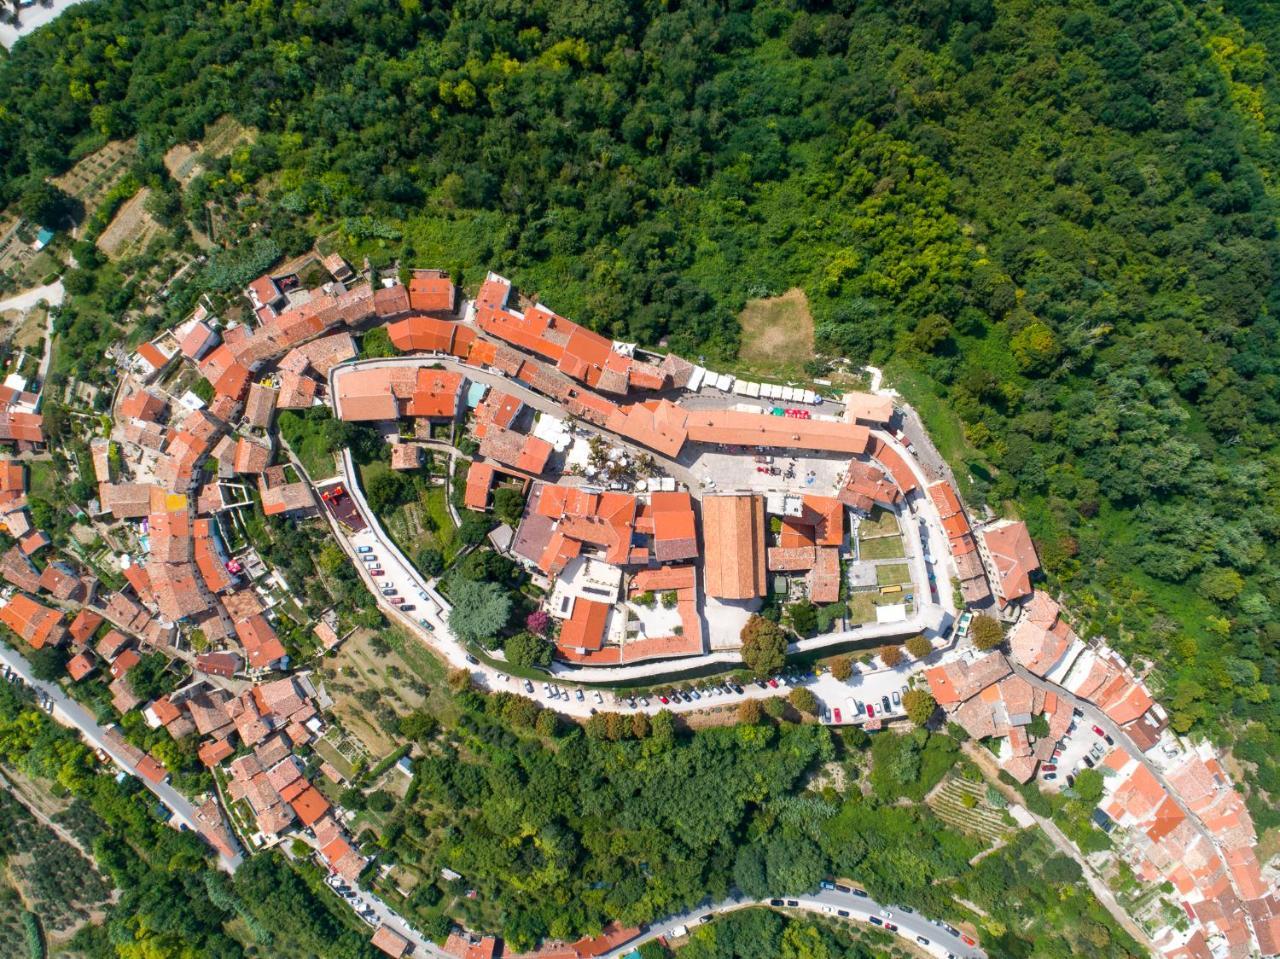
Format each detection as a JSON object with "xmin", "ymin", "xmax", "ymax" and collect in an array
[{"xmin": 0, "ymin": 639, "xmax": 243, "ymax": 870}]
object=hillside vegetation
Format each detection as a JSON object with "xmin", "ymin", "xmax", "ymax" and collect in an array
[{"xmin": 3, "ymin": 0, "xmax": 1280, "ymax": 816}]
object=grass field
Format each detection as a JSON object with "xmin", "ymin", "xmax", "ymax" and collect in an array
[
  {"xmin": 95, "ymin": 187, "xmax": 162, "ymax": 260},
  {"xmin": 737, "ymin": 288, "xmax": 814, "ymax": 378},
  {"xmin": 858, "ymin": 507, "xmax": 899, "ymax": 538},
  {"xmin": 875, "ymin": 563, "xmax": 912, "ymax": 586},
  {"xmin": 847, "ymin": 590, "xmax": 912, "ymax": 624},
  {"xmin": 858, "ymin": 535, "xmax": 905, "ymax": 560}
]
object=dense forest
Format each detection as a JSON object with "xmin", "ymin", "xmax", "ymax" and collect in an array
[{"xmin": 1, "ymin": 0, "xmax": 1280, "ymax": 815}]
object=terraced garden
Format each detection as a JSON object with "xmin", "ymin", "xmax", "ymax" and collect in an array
[{"xmin": 926, "ymin": 775, "xmax": 1014, "ymax": 845}]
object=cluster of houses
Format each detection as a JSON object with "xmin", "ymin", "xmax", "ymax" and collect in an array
[
  {"xmin": 4, "ymin": 249, "xmax": 1270, "ymax": 958},
  {"xmin": 925, "ymin": 586, "xmax": 1276, "ymax": 959},
  {"xmin": 369, "ymin": 920, "xmax": 642, "ymax": 959}
]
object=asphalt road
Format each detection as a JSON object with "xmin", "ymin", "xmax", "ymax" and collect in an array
[
  {"xmin": 0, "ymin": 639, "xmax": 243, "ymax": 870},
  {"xmin": 603, "ymin": 886, "xmax": 985, "ymax": 959}
]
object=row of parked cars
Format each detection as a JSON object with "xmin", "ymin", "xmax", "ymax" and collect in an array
[
  {"xmin": 325, "ymin": 874, "xmax": 377, "ymax": 926},
  {"xmin": 827, "ymin": 686, "xmax": 908, "ymax": 725},
  {"xmin": 1, "ymin": 663, "xmax": 53, "ymax": 712}
]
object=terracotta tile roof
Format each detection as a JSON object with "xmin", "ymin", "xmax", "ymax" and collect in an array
[
  {"xmin": 276, "ymin": 368, "xmax": 318, "ymax": 409},
  {"xmin": 291, "ymin": 331, "xmax": 358, "ymax": 376},
  {"xmin": 465, "ymin": 462, "xmax": 496, "ymax": 511},
  {"xmin": 243, "ymin": 382, "xmax": 278, "ymax": 428},
  {"xmin": 235, "ymin": 614, "xmax": 287, "ymax": 669},
  {"xmin": 807, "ymin": 546, "xmax": 841, "ymax": 603},
  {"xmin": 97, "ymin": 628, "xmax": 132, "ymax": 660},
  {"xmin": 980, "ymin": 520, "xmax": 1039, "ymax": 605},
  {"xmin": 843, "ymin": 391, "xmax": 895, "ymax": 424},
  {"xmin": 199, "ymin": 344, "xmax": 252, "ymax": 401},
  {"xmin": 233, "ymin": 436, "xmax": 272, "ymax": 474},
  {"xmin": 388, "ymin": 314, "xmax": 462, "ymax": 352},
  {"xmin": 0, "ymin": 410, "xmax": 44, "ymax": 444},
  {"xmin": 701, "ymin": 495, "xmax": 767, "ymax": 599},
  {"xmin": 478, "ymin": 424, "xmax": 552, "ymax": 474},
  {"xmin": 195, "ymin": 651, "xmax": 241, "ymax": 677},
  {"xmin": 684, "ymin": 408, "xmax": 871, "ymax": 455},
  {"xmin": 19, "ymin": 530, "xmax": 49, "ymax": 556},
  {"xmin": 248, "ymin": 275, "xmax": 282, "ymax": 308},
  {"xmin": 119, "ymin": 389, "xmax": 168, "ymax": 423},
  {"xmin": 558, "ymin": 599, "xmax": 611, "ymax": 653},
  {"xmin": 838, "ymin": 459, "xmax": 901, "ymax": 512},
  {"xmin": 647, "ymin": 491, "xmax": 698, "ymax": 562},
  {"xmin": 258, "ymin": 473, "xmax": 316, "ymax": 516},
  {"xmin": 374, "ymin": 925, "xmax": 413, "ymax": 958},
  {"xmin": 68, "ymin": 609, "xmax": 104, "ymax": 647},
  {"xmin": 193, "ymin": 517, "xmax": 234, "ymax": 593},
  {"xmin": 146, "ymin": 561, "xmax": 208, "ymax": 621},
  {"xmin": 404, "ymin": 369, "xmax": 464, "ymax": 418},
  {"xmin": 289, "ymin": 785, "xmax": 330, "ymax": 826},
  {"xmin": 0, "ymin": 545, "xmax": 41, "ymax": 593},
  {"xmin": 66, "ymin": 651, "xmax": 96, "ymax": 681},
  {"xmin": 136, "ymin": 341, "xmax": 170, "ymax": 372},
  {"xmin": 178, "ymin": 319, "xmax": 219, "ymax": 360},
  {"xmin": 98, "ymin": 482, "xmax": 158, "ymax": 517},
  {"xmin": 199, "ymin": 738, "xmax": 234, "ymax": 767},
  {"xmin": 323, "ymin": 253, "xmax": 353, "ymax": 281},
  {"xmin": 38, "ymin": 562, "xmax": 83, "ymax": 601},
  {"xmin": 924, "ymin": 651, "xmax": 1012, "ymax": 706},
  {"xmin": 373, "ymin": 284, "xmax": 411, "ymax": 318},
  {"xmin": 768, "ymin": 546, "xmax": 816, "ymax": 571},
  {"xmin": 471, "ymin": 388, "xmax": 523, "ymax": 438},
  {"xmin": 108, "ymin": 647, "xmax": 141, "ymax": 679},
  {"xmin": 0, "ymin": 593, "xmax": 65, "ymax": 649}
]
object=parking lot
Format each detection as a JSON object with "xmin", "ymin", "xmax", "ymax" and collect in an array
[
  {"xmin": 684, "ymin": 448, "xmax": 849, "ymax": 495},
  {"xmin": 1046, "ymin": 710, "xmax": 1116, "ymax": 790}
]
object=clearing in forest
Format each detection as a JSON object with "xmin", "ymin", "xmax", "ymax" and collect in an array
[
  {"xmin": 737, "ymin": 287, "xmax": 815, "ymax": 371},
  {"xmin": 96, "ymin": 187, "xmax": 162, "ymax": 259},
  {"xmin": 164, "ymin": 115, "xmax": 256, "ymax": 189},
  {"xmin": 49, "ymin": 138, "xmax": 135, "ymax": 209}
]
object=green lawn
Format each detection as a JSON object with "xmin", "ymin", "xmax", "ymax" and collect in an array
[
  {"xmin": 424, "ymin": 487, "xmax": 459, "ymax": 561},
  {"xmin": 875, "ymin": 563, "xmax": 912, "ymax": 587},
  {"xmin": 848, "ymin": 590, "xmax": 914, "ymax": 624},
  {"xmin": 276, "ymin": 409, "xmax": 340, "ymax": 480},
  {"xmin": 26, "ymin": 459, "xmax": 59, "ymax": 500},
  {"xmin": 858, "ymin": 506, "xmax": 899, "ymax": 538},
  {"xmin": 859, "ymin": 535, "xmax": 905, "ymax": 560}
]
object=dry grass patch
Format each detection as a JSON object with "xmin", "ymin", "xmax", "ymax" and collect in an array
[
  {"xmin": 96, "ymin": 187, "xmax": 162, "ymax": 260},
  {"xmin": 50, "ymin": 139, "xmax": 135, "ymax": 208},
  {"xmin": 737, "ymin": 287, "xmax": 814, "ymax": 371}
]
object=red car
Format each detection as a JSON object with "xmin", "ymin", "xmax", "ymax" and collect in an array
[
  {"xmin": 833, "ymin": 708, "xmax": 843, "ymax": 723},
  {"xmin": 1041, "ymin": 764, "xmax": 1056, "ymax": 773},
  {"xmin": 659, "ymin": 695, "xmax": 669, "ymax": 704},
  {"xmin": 370, "ymin": 569, "xmax": 384, "ymax": 576},
  {"xmin": 962, "ymin": 935, "xmax": 976, "ymax": 946},
  {"xmin": 767, "ymin": 678, "xmax": 778, "ymax": 688},
  {"xmin": 1092, "ymin": 725, "xmax": 1105, "ymax": 737},
  {"xmin": 866, "ymin": 704, "xmax": 875, "ymax": 718}
]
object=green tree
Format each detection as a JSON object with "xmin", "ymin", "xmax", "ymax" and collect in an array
[
  {"xmin": 787, "ymin": 601, "xmax": 817, "ymax": 637},
  {"xmin": 902, "ymin": 689, "xmax": 937, "ymax": 726},
  {"xmin": 971, "ymin": 616, "xmax": 1004, "ymax": 651},
  {"xmin": 492, "ymin": 487, "xmax": 526, "ymax": 526},
  {"xmin": 504, "ymin": 632, "xmax": 552, "ymax": 670},
  {"xmin": 447, "ymin": 579, "xmax": 511, "ymax": 648},
  {"xmin": 741, "ymin": 616, "xmax": 787, "ymax": 677},
  {"xmin": 905, "ymin": 634, "xmax": 932, "ymax": 659},
  {"xmin": 788, "ymin": 687, "xmax": 818, "ymax": 716}
]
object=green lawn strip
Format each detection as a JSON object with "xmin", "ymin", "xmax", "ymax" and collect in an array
[{"xmin": 875, "ymin": 563, "xmax": 912, "ymax": 587}]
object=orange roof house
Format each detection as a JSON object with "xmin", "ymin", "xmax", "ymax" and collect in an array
[
  {"xmin": 978, "ymin": 520, "xmax": 1039, "ymax": 606},
  {"xmin": 404, "ymin": 369, "xmax": 464, "ymax": 419},
  {"xmin": 558, "ymin": 599, "xmax": 611, "ymax": 654},
  {"xmin": 465, "ymin": 462, "xmax": 496, "ymax": 511},
  {"xmin": 235, "ymin": 614, "xmax": 287, "ymax": 669},
  {"xmin": 406, "ymin": 269, "xmax": 459, "ymax": 316},
  {"xmin": 68, "ymin": 609, "xmax": 104, "ymax": 646},
  {"xmin": 646, "ymin": 491, "xmax": 698, "ymax": 563},
  {"xmin": 0, "ymin": 593, "xmax": 65, "ymax": 649},
  {"xmin": 373, "ymin": 926, "xmax": 412, "ymax": 958},
  {"xmin": 66, "ymin": 651, "xmax": 96, "ymax": 681},
  {"xmin": 701, "ymin": 494, "xmax": 767, "ymax": 600}
]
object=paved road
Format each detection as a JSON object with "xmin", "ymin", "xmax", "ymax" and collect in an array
[
  {"xmin": 0, "ymin": 280, "xmax": 64, "ymax": 313},
  {"xmin": 0, "ymin": 639, "xmax": 242, "ymax": 870},
  {"xmin": 602, "ymin": 886, "xmax": 984, "ymax": 959},
  {"xmin": 1009, "ymin": 660, "xmax": 1240, "ymax": 894}
]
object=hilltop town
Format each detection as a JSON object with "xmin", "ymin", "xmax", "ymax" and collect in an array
[{"xmin": 0, "ymin": 252, "xmax": 1270, "ymax": 959}]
